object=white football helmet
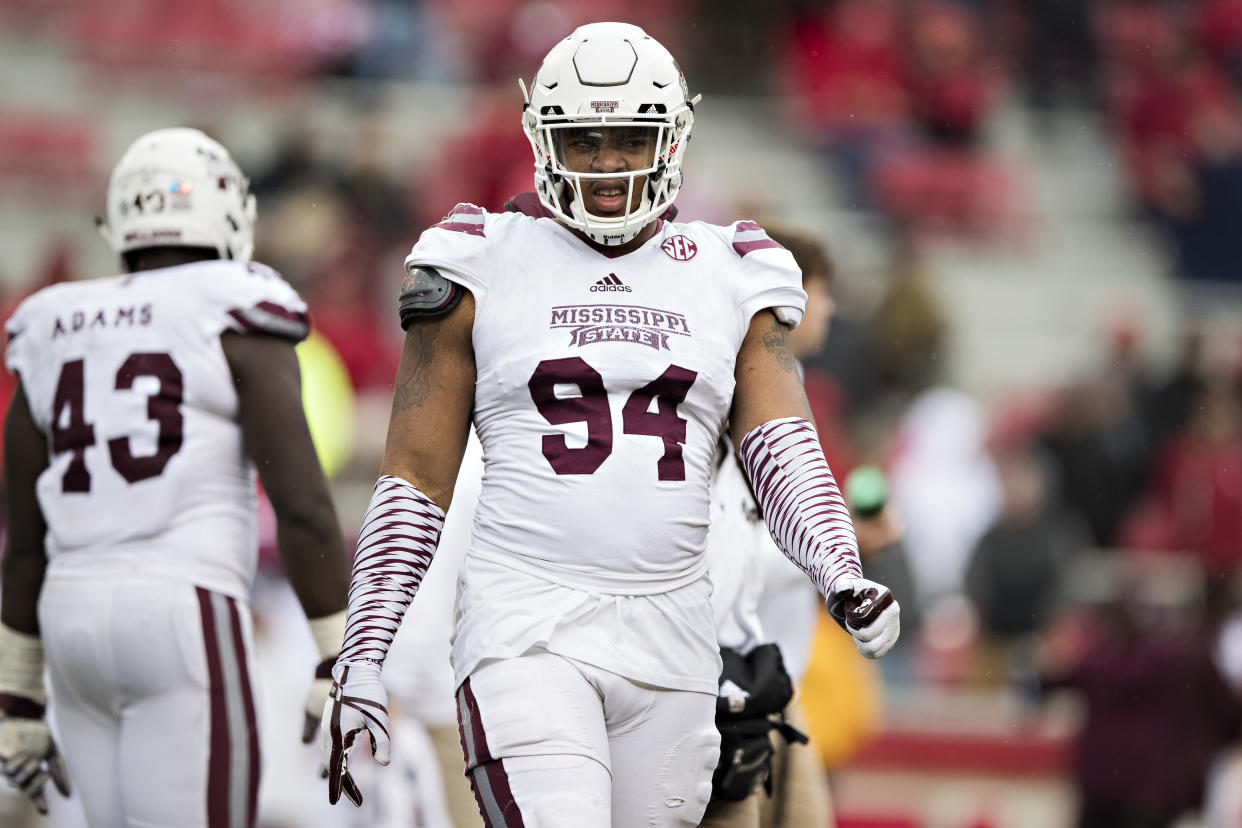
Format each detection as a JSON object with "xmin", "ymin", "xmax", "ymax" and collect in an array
[
  {"xmin": 100, "ymin": 127, "xmax": 257, "ymax": 264},
  {"xmin": 521, "ymin": 22, "xmax": 700, "ymax": 246}
]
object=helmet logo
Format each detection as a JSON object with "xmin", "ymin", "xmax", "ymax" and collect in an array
[
  {"xmin": 590, "ymin": 100, "xmax": 619, "ymax": 113},
  {"xmin": 661, "ymin": 235, "xmax": 697, "ymax": 261}
]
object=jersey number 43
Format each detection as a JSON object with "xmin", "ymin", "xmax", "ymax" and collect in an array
[
  {"xmin": 51, "ymin": 354, "xmax": 184, "ymax": 493},
  {"xmin": 528, "ymin": 357, "xmax": 697, "ymax": 480}
]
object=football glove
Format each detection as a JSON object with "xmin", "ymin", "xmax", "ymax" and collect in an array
[
  {"xmin": 302, "ymin": 609, "xmax": 346, "ymax": 745},
  {"xmin": 0, "ymin": 695, "xmax": 71, "ymax": 815},
  {"xmin": 320, "ymin": 662, "xmax": 390, "ymax": 807},
  {"xmin": 827, "ymin": 577, "xmax": 901, "ymax": 659},
  {"xmin": 303, "ymin": 657, "xmax": 335, "ymax": 744}
]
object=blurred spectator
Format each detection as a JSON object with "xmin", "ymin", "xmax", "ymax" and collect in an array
[
  {"xmin": 903, "ymin": 0, "xmax": 995, "ymax": 147},
  {"xmin": 1126, "ymin": 381, "xmax": 1242, "ymax": 577},
  {"xmin": 890, "ymin": 385, "xmax": 1001, "ymax": 605},
  {"xmin": 416, "ymin": 82, "xmax": 532, "ymax": 223},
  {"xmin": 1010, "ymin": 0, "xmax": 1100, "ymax": 111},
  {"xmin": 1101, "ymin": 1, "xmax": 1242, "ymax": 281},
  {"xmin": 1039, "ymin": 371, "xmax": 1150, "ymax": 548},
  {"xmin": 966, "ymin": 444, "xmax": 1089, "ymax": 679},
  {"xmin": 1039, "ymin": 577, "xmax": 1242, "ymax": 828},
  {"xmin": 867, "ymin": 238, "xmax": 948, "ymax": 401},
  {"xmin": 1137, "ymin": 326, "xmax": 1209, "ymax": 456}
]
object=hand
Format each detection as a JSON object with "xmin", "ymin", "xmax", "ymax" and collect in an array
[
  {"xmin": 0, "ymin": 695, "xmax": 71, "ymax": 815},
  {"xmin": 320, "ymin": 663, "xmax": 390, "ymax": 807},
  {"xmin": 302, "ymin": 657, "xmax": 335, "ymax": 744},
  {"xmin": 827, "ymin": 578, "xmax": 901, "ymax": 659}
]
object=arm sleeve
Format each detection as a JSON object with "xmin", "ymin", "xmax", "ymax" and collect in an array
[
  {"xmin": 201, "ymin": 261, "xmax": 310, "ymax": 343},
  {"xmin": 732, "ymin": 221, "xmax": 807, "ymax": 329},
  {"xmin": 337, "ymin": 475, "xmax": 446, "ymax": 669},
  {"xmin": 402, "ymin": 203, "xmax": 493, "ymax": 312},
  {"xmin": 738, "ymin": 417, "xmax": 863, "ymax": 599}
]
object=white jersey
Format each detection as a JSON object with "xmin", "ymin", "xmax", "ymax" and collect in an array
[
  {"xmin": 406, "ymin": 204, "xmax": 804, "ymax": 693},
  {"xmin": 704, "ymin": 440, "xmax": 768, "ymax": 655},
  {"xmin": 5, "ymin": 260, "xmax": 310, "ymax": 600},
  {"xmin": 408, "ymin": 204, "xmax": 805, "ymax": 595}
]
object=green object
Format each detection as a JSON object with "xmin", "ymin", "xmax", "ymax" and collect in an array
[{"xmin": 845, "ymin": 465, "xmax": 887, "ymax": 517}]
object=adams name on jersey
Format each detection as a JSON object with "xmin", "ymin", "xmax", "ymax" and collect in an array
[
  {"xmin": 405, "ymin": 203, "xmax": 806, "ymax": 594},
  {"xmin": 5, "ymin": 260, "xmax": 309, "ymax": 600}
]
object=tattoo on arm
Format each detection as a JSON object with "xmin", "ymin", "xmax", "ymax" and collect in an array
[
  {"xmin": 762, "ymin": 320, "xmax": 797, "ymax": 374},
  {"xmin": 392, "ymin": 322, "xmax": 441, "ymax": 413}
]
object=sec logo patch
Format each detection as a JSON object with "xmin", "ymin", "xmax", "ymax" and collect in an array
[{"xmin": 661, "ymin": 235, "xmax": 697, "ymax": 261}]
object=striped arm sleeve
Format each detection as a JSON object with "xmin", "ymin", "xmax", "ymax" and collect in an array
[
  {"xmin": 337, "ymin": 476, "xmax": 446, "ymax": 668},
  {"xmin": 738, "ymin": 417, "xmax": 863, "ymax": 597}
]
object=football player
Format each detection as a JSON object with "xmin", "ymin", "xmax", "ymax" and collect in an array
[
  {"xmin": 321, "ymin": 22, "xmax": 901, "ymax": 828},
  {"xmin": 0, "ymin": 128, "xmax": 351, "ymax": 826}
]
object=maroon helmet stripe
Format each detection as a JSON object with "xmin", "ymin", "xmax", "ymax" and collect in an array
[
  {"xmin": 225, "ymin": 597, "xmax": 261, "ymax": 827},
  {"xmin": 196, "ymin": 587, "xmax": 229, "ymax": 828}
]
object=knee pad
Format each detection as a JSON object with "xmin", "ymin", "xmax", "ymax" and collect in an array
[{"xmin": 655, "ymin": 723, "xmax": 720, "ymax": 827}]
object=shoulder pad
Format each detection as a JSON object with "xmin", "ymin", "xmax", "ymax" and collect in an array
[
  {"xmin": 398, "ymin": 266, "xmax": 463, "ymax": 329},
  {"xmin": 731, "ymin": 221, "xmax": 783, "ymax": 257}
]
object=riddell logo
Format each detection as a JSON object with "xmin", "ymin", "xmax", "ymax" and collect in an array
[
  {"xmin": 661, "ymin": 235, "xmax": 697, "ymax": 261},
  {"xmin": 590, "ymin": 273, "xmax": 632, "ymax": 292}
]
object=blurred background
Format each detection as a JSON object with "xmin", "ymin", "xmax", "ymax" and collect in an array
[{"xmin": 2, "ymin": 0, "xmax": 1242, "ymax": 826}]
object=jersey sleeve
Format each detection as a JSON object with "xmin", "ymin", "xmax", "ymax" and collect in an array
[
  {"xmin": 403, "ymin": 203, "xmax": 493, "ymax": 306},
  {"xmin": 203, "ymin": 261, "xmax": 310, "ymax": 343},
  {"xmin": 731, "ymin": 221, "xmax": 807, "ymax": 328}
]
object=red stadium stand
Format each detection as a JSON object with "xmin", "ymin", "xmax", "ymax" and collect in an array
[{"xmin": 0, "ymin": 112, "xmax": 96, "ymax": 201}]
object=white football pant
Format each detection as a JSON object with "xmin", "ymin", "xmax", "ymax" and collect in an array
[
  {"xmin": 39, "ymin": 575, "xmax": 259, "ymax": 828},
  {"xmin": 456, "ymin": 650, "xmax": 718, "ymax": 828}
]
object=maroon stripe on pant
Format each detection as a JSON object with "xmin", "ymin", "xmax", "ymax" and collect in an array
[
  {"xmin": 471, "ymin": 760, "xmax": 527, "ymax": 828},
  {"xmin": 460, "ymin": 679, "xmax": 494, "ymax": 765},
  {"xmin": 225, "ymin": 597, "xmax": 261, "ymax": 827},
  {"xmin": 196, "ymin": 587, "xmax": 228, "ymax": 828},
  {"xmin": 457, "ymin": 679, "xmax": 525, "ymax": 828}
]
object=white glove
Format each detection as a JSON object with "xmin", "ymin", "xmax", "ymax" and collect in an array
[
  {"xmin": 304, "ymin": 610, "xmax": 346, "ymax": 744},
  {"xmin": 302, "ymin": 659, "xmax": 334, "ymax": 744},
  {"xmin": 320, "ymin": 663, "xmax": 390, "ymax": 807},
  {"xmin": 0, "ymin": 698, "xmax": 71, "ymax": 815},
  {"xmin": 827, "ymin": 577, "xmax": 901, "ymax": 659}
]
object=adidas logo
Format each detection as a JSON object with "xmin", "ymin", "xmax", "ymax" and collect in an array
[{"xmin": 590, "ymin": 273, "xmax": 632, "ymax": 293}]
